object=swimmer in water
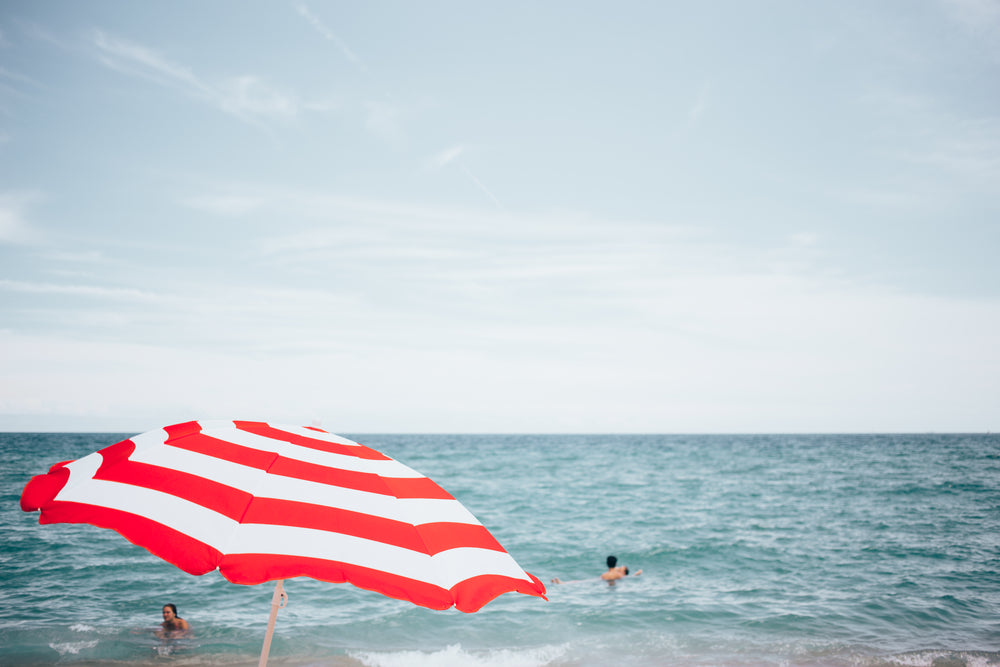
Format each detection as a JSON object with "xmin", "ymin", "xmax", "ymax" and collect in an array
[
  {"xmin": 157, "ymin": 603, "xmax": 190, "ymax": 638},
  {"xmin": 552, "ymin": 555, "xmax": 642, "ymax": 584}
]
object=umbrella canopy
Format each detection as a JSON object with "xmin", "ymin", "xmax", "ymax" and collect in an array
[{"xmin": 20, "ymin": 420, "xmax": 546, "ymax": 616}]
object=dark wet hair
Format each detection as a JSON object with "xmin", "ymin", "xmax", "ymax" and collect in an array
[
  {"xmin": 624, "ymin": 567, "xmax": 630, "ymax": 575},
  {"xmin": 163, "ymin": 603, "xmax": 179, "ymax": 616},
  {"xmin": 606, "ymin": 555, "xmax": 617, "ymax": 568}
]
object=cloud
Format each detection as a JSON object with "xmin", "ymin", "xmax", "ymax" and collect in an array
[
  {"xmin": 425, "ymin": 145, "xmax": 466, "ymax": 171},
  {"xmin": 364, "ymin": 100, "xmax": 404, "ymax": 144},
  {"xmin": 218, "ymin": 76, "xmax": 298, "ymax": 118},
  {"xmin": 901, "ymin": 117, "xmax": 1000, "ymax": 187},
  {"xmin": 857, "ymin": 88, "xmax": 1000, "ymax": 205},
  {"xmin": 689, "ymin": 81, "xmax": 712, "ymax": 123},
  {"xmin": 423, "ymin": 145, "xmax": 503, "ymax": 208},
  {"xmin": 182, "ymin": 193, "xmax": 269, "ymax": 217},
  {"xmin": 2, "ymin": 273, "xmax": 997, "ymax": 432},
  {"xmin": 93, "ymin": 30, "xmax": 209, "ymax": 94},
  {"xmin": 941, "ymin": 0, "xmax": 1000, "ymax": 34},
  {"xmin": 0, "ymin": 191, "xmax": 41, "ymax": 244},
  {"xmin": 0, "ymin": 65, "xmax": 44, "ymax": 96},
  {"xmin": 789, "ymin": 232, "xmax": 819, "ymax": 247},
  {"xmin": 459, "ymin": 164, "xmax": 502, "ymax": 209},
  {"xmin": 183, "ymin": 183, "xmax": 683, "ymax": 255},
  {"xmin": 0, "ymin": 279, "xmax": 158, "ymax": 301},
  {"xmin": 91, "ymin": 31, "xmax": 299, "ymax": 125},
  {"xmin": 11, "ymin": 19, "xmax": 68, "ymax": 52},
  {"xmin": 295, "ymin": 3, "xmax": 366, "ymax": 71},
  {"xmin": 39, "ymin": 250, "xmax": 105, "ymax": 263},
  {"xmin": 2, "ymin": 178, "xmax": 996, "ymax": 431}
]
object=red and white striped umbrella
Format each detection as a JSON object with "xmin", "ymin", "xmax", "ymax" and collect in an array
[{"xmin": 20, "ymin": 420, "xmax": 546, "ymax": 663}]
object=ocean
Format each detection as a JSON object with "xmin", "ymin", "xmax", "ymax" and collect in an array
[{"xmin": 2, "ymin": 432, "xmax": 998, "ymax": 667}]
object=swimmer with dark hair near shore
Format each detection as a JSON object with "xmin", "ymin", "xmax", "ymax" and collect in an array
[
  {"xmin": 551, "ymin": 555, "xmax": 642, "ymax": 585},
  {"xmin": 157, "ymin": 604, "xmax": 190, "ymax": 638}
]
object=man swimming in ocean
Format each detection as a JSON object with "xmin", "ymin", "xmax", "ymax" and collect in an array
[
  {"xmin": 600, "ymin": 555, "xmax": 642, "ymax": 582},
  {"xmin": 551, "ymin": 555, "xmax": 642, "ymax": 584}
]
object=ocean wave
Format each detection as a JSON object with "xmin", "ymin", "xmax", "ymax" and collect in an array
[
  {"xmin": 349, "ymin": 642, "xmax": 569, "ymax": 667},
  {"xmin": 866, "ymin": 649, "xmax": 1000, "ymax": 667},
  {"xmin": 49, "ymin": 639, "xmax": 98, "ymax": 655},
  {"xmin": 69, "ymin": 622, "xmax": 120, "ymax": 635}
]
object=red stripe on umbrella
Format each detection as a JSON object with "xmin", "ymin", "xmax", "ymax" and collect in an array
[{"xmin": 20, "ymin": 420, "xmax": 546, "ymax": 665}]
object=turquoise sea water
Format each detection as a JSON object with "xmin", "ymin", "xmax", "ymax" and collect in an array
[{"xmin": 2, "ymin": 432, "xmax": 999, "ymax": 667}]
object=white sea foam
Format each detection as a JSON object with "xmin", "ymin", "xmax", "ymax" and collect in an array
[
  {"xmin": 350, "ymin": 642, "xmax": 569, "ymax": 667},
  {"xmin": 878, "ymin": 650, "xmax": 1000, "ymax": 667},
  {"xmin": 69, "ymin": 623, "xmax": 117, "ymax": 635},
  {"xmin": 49, "ymin": 640, "xmax": 98, "ymax": 655}
]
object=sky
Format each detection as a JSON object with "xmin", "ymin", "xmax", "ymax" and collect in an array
[{"xmin": 1, "ymin": 1, "xmax": 998, "ymax": 434}]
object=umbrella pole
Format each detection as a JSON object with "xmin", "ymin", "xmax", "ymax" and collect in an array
[{"xmin": 258, "ymin": 580, "xmax": 288, "ymax": 667}]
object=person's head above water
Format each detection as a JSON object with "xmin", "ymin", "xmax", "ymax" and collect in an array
[{"xmin": 606, "ymin": 555, "xmax": 618, "ymax": 568}]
